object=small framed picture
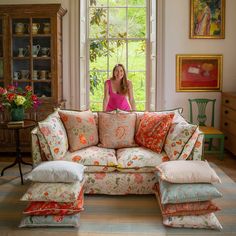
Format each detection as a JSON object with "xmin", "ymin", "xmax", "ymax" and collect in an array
[
  {"xmin": 190, "ymin": 0, "xmax": 225, "ymax": 39},
  {"xmin": 176, "ymin": 54, "xmax": 223, "ymax": 92}
]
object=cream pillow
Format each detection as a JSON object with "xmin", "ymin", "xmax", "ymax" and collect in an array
[
  {"xmin": 59, "ymin": 110, "xmax": 98, "ymax": 152},
  {"xmin": 25, "ymin": 161, "xmax": 85, "ymax": 183},
  {"xmin": 156, "ymin": 160, "xmax": 221, "ymax": 183},
  {"xmin": 98, "ymin": 112, "xmax": 136, "ymax": 149}
]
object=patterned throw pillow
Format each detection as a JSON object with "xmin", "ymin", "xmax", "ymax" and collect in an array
[
  {"xmin": 38, "ymin": 116, "xmax": 68, "ymax": 160},
  {"xmin": 158, "ymin": 178, "xmax": 222, "ymax": 204},
  {"xmin": 19, "ymin": 214, "xmax": 80, "ymax": 228},
  {"xmin": 154, "ymin": 184, "xmax": 220, "ymax": 216},
  {"xmin": 23, "ymin": 189, "xmax": 84, "ymax": 216},
  {"xmin": 135, "ymin": 113, "xmax": 174, "ymax": 153},
  {"xmin": 164, "ymin": 121, "xmax": 198, "ymax": 160},
  {"xmin": 156, "ymin": 160, "xmax": 221, "ymax": 184},
  {"xmin": 163, "ymin": 213, "xmax": 222, "ymax": 230},
  {"xmin": 98, "ymin": 112, "xmax": 136, "ymax": 149},
  {"xmin": 58, "ymin": 110, "xmax": 98, "ymax": 152},
  {"xmin": 21, "ymin": 180, "xmax": 84, "ymax": 202}
]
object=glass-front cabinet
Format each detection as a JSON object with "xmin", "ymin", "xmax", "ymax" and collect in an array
[{"xmin": 0, "ymin": 4, "xmax": 67, "ymax": 152}]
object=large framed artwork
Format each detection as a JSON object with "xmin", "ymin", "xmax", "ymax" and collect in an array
[
  {"xmin": 176, "ymin": 54, "xmax": 223, "ymax": 92},
  {"xmin": 190, "ymin": 0, "xmax": 225, "ymax": 39}
]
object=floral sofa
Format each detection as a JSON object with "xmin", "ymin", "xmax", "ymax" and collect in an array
[{"xmin": 31, "ymin": 108, "xmax": 204, "ymax": 195}]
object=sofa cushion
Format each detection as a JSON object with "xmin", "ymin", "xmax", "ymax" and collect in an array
[
  {"xmin": 135, "ymin": 113, "xmax": 174, "ymax": 153},
  {"xmin": 59, "ymin": 110, "xmax": 98, "ymax": 152},
  {"xmin": 116, "ymin": 147, "xmax": 169, "ymax": 172},
  {"xmin": 98, "ymin": 112, "xmax": 136, "ymax": 149},
  {"xmin": 164, "ymin": 121, "xmax": 198, "ymax": 160},
  {"xmin": 38, "ymin": 116, "xmax": 68, "ymax": 160},
  {"xmin": 55, "ymin": 146, "xmax": 117, "ymax": 173}
]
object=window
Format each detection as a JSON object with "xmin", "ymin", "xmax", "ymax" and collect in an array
[{"xmin": 79, "ymin": 0, "xmax": 157, "ymax": 111}]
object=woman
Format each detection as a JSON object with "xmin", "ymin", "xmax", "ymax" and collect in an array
[{"xmin": 103, "ymin": 64, "xmax": 136, "ymax": 111}]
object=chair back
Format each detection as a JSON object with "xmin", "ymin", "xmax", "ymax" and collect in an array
[{"xmin": 188, "ymin": 98, "xmax": 216, "ymax": 126}]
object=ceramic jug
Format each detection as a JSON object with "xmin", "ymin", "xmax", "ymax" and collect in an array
[
  {"xmin": 32, "ymin": 45, "xmax": 41, "ymax": 57},
  {"xmin": 43, "ymin": 23, "xmax": 50, "ymax": 34},
  {"xmin": 15, "ymin": 23, "xmax": 26, "ymax": 34},
  {"xmin": 32, "ymin": 23, "xmax": 40, "ymax": 34}
]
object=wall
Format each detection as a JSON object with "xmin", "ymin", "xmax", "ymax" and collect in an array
[
  {"xmin": 1, "ymin": 0, "xmax": 236, "ymax": 127},
  {"xmin": 162, "ymin": 0, "xmax": 236, "ymax": 126}
]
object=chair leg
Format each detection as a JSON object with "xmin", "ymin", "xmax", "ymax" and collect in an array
[
  {"xmin": 219, "ymin": 136, "xmax": 224, "ymax": 160},
  {"xmin": 208, "ymin": 138, "xmax": 213, "ymax": 151}
]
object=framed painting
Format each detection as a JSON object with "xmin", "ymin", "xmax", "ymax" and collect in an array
[
  {"xmin": 176, "ymin": 54, "xmax": 222, "ymax": 92},
  {"xmin": 190, "ymin": 0, "xmax": 225, "ymax": 39}
]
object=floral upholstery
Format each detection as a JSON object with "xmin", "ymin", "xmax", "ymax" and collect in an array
[
  {"xmin": 116, "ymin": 147, "xmax": 168, "ymax": 172},
  {"xmin": 55, "ymin": 146, "xmax": 117, "ymax": 173}
]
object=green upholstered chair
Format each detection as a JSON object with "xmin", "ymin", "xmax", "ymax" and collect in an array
[{"xmin": 188, "ymin": 98, "xmax": 224, "ymax": 160}]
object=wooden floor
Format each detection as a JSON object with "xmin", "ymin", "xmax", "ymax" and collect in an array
[{"xmin": 0, "ymin": 150, "xmax": 235, "ymax": 181}]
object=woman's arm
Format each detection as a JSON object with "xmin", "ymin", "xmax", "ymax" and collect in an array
[
  {"xmin": 103, "ymin": 80, "xmax": 110, "ymax": 111},
  {"xmin": 127, "ymin": 80, "xmax": 136, "ymax": 111}
]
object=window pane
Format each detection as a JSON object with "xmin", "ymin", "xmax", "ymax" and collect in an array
[
  {"xmin": 128, "ymin": 72, "xmax": 145, "ymax": 111},
  {"xmin": 90, "ymin": 40, "xmax": 108, "ymax": 70},
  {"xmin": 109, "ymin": 8, "xmax": 126, "ymax": 38},
  {"xmin": 89, "ymin": 0, "xmax": 108, "ymax": 7},
  {"xmin": 128, "ymin": 0, "xmax": 145, "ymax": 6},
  {"xmin": 108, "ymin": 40, "xmax": 126, "ymax": 71},
  {"xmin": 90, "ymin": 71, "xmax": 107, "ymax": 111},
  {"xmin": 128, "ymin": 40, "xmax": 145, "ymax": 71},
  {"xmin": 128, "ymin": 8, "xmax": 146, "ymax": 38},
  {"xmin": 109, "ymin": 0, "xmax": 126, "ymax": 7},
  {"xmin": 89, "ymin": 8, "xmax": 107, "ymax": 38}
]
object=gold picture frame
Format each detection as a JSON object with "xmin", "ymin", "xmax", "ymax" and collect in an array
[
  {"xmin": 176, "ymin": 54, "xmax": 223, "ymax": 92},
  {"xmin": 190, "ymin": 0, "xmax": 225, "ymax": 39}
]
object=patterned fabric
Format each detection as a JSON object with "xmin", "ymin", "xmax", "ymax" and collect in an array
[
  {"xmin": 98, "ymin": 112, "xmax": 136, "ymax": 148},
  {"xmin": 163, "ymin": 213, "xmax": 222, "ymax": 230},
  {"xmin": 84, "ymin": 172, "xmax": 157, "ymax": 194},
  {"xmin": 37, "ymin": 129, "xmax": 53, "ymax": 161},
  {"xmin": 19, "ymin": 214, "xmax": 80, "ymax": 228},
  {"xmin": 38, "ymin": 116, "xmax": 68, "ymax": 160},
  {"xmin": 23, "ymin": 189, "xmax": 84, "ymax": 216},
  {"xmin": 58, "ymin": 110, "xmax": 98, "ymax": 152},
  {"xmin": 158, "ymin": 178, "xmax": 222, "ymax": 204},
  {"xmin": 56, "ymin": 146, "xmax": 117, "ymax": 173},
  {"xmin": 116, "ymin": 147, "xmax": 167, "ymax": 172},
  {"xmin": 135, "ymin": 113, "xmax": 174, "ymax": 153},
  {"xmin": 191, "ymin": 131, "xmax": 204, "ymax": 160},
  {"xmin": 164, "ymin": 121, "xmax": 198, "ymax": 160},
  {"xmin": 21, "ymin": 180, "xmax": 85, "ymax": 202},
  {"xmin": 156, "ymin": 160, "xmax": 221, "ymax": 184},
  {"xmin": 154, "ymin": 184, "xmax": 220, "ymax": 216}
]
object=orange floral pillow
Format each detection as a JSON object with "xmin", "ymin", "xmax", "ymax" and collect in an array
[
  {"xmin": 58, "ymin": 110, "xmax": 98, "ymax": 152},
  {"xmin": 135, "ymin": 113, "xmax": 174, "ymax": 153},
  {"xmin": 23, "ymin": 189, "xmax": 84, "ymax": 216}
]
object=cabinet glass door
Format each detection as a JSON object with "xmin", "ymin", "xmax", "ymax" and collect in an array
[{"xmin": 0, "ymin": 17, "xmax": 3, "ymax": 87}]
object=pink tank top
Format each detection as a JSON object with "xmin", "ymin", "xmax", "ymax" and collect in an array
[{"xmin": 106, "ymin": 80, "xmax": 131, "ymax": 111}]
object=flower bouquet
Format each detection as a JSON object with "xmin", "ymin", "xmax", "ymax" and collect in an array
[{"xmin": 0, "ymin": 85, "xmax": 40, "ymax": 121}]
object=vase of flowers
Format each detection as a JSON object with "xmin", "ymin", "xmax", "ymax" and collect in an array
[{"xmin": 0, "ymin": 85, "xmax": 40, "ymax": 121}]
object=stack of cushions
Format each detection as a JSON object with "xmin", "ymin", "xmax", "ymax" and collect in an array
[
  {"xmin": 154, "ymin": 160, "xmax": 223, "ymax": 230},
  {"xmin": 19, "ymin": 161, "xmax": 85, "ymax": 227}
]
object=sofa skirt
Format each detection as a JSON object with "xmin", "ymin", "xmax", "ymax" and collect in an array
[{"xmin": 84, "ymin": 172, "xmax": 158, "ymax": 195}]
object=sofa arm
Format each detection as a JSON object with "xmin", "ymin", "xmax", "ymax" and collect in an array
[{"xmin": 31, "ymin": 127, "xmax": 43, "ymax": 167}]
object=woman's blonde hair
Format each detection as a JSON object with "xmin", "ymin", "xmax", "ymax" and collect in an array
[{"xmin": 111, "ymin": 64, "xmax": 128, "ymax": 95}]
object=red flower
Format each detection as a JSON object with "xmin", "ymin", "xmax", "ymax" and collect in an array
[
  {"xmin": 7, "ymin": 93, "xmax": 15, "ymax": 101},
  {"xmin": 31, "ymin": 94, "xmax": 38, "ymax": 101},
  {"xmin": 7, "ymin": 85, "xmax": 15, "ymax": 91},
  {"xmin": 25, "ymin": 85, "xmax": 32, "ymax": 91}
]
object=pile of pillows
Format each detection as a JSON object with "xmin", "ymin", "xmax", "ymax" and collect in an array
[
  {"xmin": 154, "ymin": 160, "xmax": 223, "ymax": 230},
  {"xmin": 19, "ymin": 161, "xmax": 85, "ymax": 227}
]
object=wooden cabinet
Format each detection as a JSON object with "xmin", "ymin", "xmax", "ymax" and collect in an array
[
  {"xmin": 221, "ymin": 92, "xmax": 236, "ymax": 155},
  {"xmin": 0, "ymin": 4, "xmax": 67, "ymax": 152}
]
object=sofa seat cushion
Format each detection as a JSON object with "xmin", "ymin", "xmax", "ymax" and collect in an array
[
  {"xmin": 55, "ymin": 146, "xmax": 117, "ymax": 173},
  {"xmin": 116, "ymin": 147, "xmax": 169, "ymax": 172}
]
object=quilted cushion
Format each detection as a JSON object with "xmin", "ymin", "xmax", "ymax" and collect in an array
[
  {"xmin": 164, "ymin": 121, "xmax": 198, "ymax": 160},
  {"xmin": 135, "ymin": 113, "xmax": 174, "ymax": 153},
  {"xmin": 59, "ymin": 110, "xmax": 98, "ymax": 152},
  {"xmin": 38, "ymin": 116, "xmax": 68, "ymax": 160},
  {"xmin": 98, "ymin": 112, "xmax": 136, "ymax": 149}
]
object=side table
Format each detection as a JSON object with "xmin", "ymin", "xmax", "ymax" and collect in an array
[{"xmin": 0, "ymin": 119, "xmax": 37, "ymax": 184}]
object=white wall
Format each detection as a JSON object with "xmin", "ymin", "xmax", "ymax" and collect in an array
[
  {"xmin": 1, "ymin": 0, "xmax": 236, "ymax": 127},
  {"xmin": 162, "ymin": 0, "xmax": 236, "ymax": 126}
]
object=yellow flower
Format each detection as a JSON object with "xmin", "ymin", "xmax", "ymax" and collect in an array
[{"xmin": 15, "ymin": 95, "xmax": 26, "ymax": 106}]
